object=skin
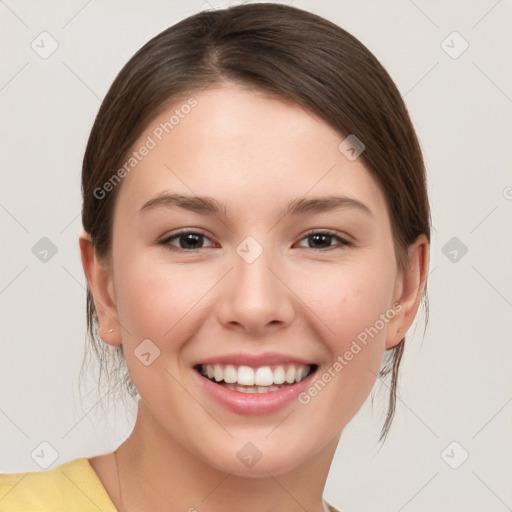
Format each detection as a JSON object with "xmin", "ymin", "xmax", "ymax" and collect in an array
[{"xmin": 80, "ymin": 83, "xmax": 429, "ymax": 512}]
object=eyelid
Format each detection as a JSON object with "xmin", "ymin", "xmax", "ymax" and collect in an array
[
  {"xmin": 300, "ymin": 228, "xmax": 351, "ymax": 240},
  {"xmin": 158, "ymin": 228, "xmax": 353, "ymax": 252},
  {"xmin": 158, "ymin": 229, "xmax": 217, "ymax": 251},
  {"xmin": 294, "ymin": 229, "xmax": 353, "ymax": 249}
]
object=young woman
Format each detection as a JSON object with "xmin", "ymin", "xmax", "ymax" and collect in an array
[{"xmin": 0, "ymin": 3, "xmax": 429, "ymax": 511}]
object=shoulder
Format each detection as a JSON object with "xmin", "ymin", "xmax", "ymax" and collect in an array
[{"xmin": 0, "ymin": 457, "xmax": 117, "ymax": 511}]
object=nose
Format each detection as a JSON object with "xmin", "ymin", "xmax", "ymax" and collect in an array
[{"xmin": 216, "ymin": 247, "xmax": 295, "ymax": 337}]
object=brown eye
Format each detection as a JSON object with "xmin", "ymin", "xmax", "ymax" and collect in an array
[
  {"xmin": 296, "ymin": 231, "xmax": 351, "ymax": 250},
  {"xmin": 159, "ymin": 231, "xmax": 216, "ymax": 251}
]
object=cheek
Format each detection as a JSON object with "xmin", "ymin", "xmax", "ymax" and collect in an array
[
  {"xmin": 291, "ymin": 257, "xmax": 397, "ymax": 412},
  {"xmin": 112, "ymin": 255, "xmax": 220, "ymax": 408},
  {"xmin": 295, "ymin": 256, "xmax": 397, "ymax": 348},
  {"xmin": 113, "ymin": 253, "xmax": 218, "ymax": 349}
]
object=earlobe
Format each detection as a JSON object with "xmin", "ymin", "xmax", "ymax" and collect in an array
[
  {"xmin": 78, "ymin": 231, "xmax": 122, "ymax": 347},
  {"xmin": 385, "ymin": 235, "xmax": 429, "ymax": 349}
]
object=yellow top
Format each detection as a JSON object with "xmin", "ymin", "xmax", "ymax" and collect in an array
[
  {"xmin": 0, "ymin": 457, "xmax": 342, "ymax": 511},
  {"xmin": 0, "ymin": 457, "xmax": 117, "ymax": 511}
]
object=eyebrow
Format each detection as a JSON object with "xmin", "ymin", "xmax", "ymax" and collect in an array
[{"xmin": 140, "ymin": 193, "xmax": 373, "ymax": 218}]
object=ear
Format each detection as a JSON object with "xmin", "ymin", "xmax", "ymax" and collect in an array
[
  {"xmin": 385, "ymin": 234, "xmax": 429, "ymax": 349},
  {"xmin": 79, "ymin": 231, "xmax": 121, "ymax": 347}
]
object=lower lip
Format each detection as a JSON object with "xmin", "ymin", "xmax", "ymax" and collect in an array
[{"xmin": 194, "ymin": 369, "xmax": 316, "ymax": 415}]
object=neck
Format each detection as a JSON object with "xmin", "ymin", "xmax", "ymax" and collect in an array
[{"xmin": 114, "ymin": 401, "xmax": 337, "ymax": 512}]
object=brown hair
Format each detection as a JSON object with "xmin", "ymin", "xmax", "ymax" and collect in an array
[{"xmin": 80, "ymin": 3, "xmax": 430, "ymax": 442}]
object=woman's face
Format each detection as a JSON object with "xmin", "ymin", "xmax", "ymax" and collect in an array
[{"xmin": 101, "ymin": 83, "xmax": 416, "ymax": 476}]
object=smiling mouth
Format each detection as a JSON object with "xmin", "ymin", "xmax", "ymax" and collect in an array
[{"xmin": 194, "ymin": 363, "xmax": 318, "ymax": 393}]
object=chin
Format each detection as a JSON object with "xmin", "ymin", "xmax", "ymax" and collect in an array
[{"xmin": 197, "ymin": 436, "xmax": 319, "ymax": 478}]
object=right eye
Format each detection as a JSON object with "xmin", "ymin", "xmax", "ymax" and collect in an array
[{"xmin": 159, "ymin": 230, "xmax": 217, "ymax": 252}]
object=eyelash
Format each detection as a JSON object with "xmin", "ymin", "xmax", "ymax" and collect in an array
[{"xmin": 158, "ymin": 229, "xmax": 352, "ymax": 252}]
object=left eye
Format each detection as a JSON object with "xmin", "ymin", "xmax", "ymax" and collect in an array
[
  {"xmin": 295, "ymin": 231, "xmax": 351, "ymax": 250},
  {"xmin": 159, "ymin": 230, "xmax": 351, "ymax": 252}
]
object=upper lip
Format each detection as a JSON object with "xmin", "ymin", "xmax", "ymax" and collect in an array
[{"xmin": 193, "ymin": 352, "xmax": 316, "ymax": 368}]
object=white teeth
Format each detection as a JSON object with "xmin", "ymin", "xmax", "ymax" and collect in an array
[
  {"xmin": 224, "ymin": 384, "xmax": 282, "ymax": 393},
  {"xmin": 214, "ymin": 364, "xmax": 223, "ymax": 382},
  {"xmin": 285, "ymin": 365, "xmax": 296, "ymax": 384},
  {"xmin": 223, "ymin": 364, "xmax": 237, "ymax": 383},
  {"xmin": 254, "ymin": 367, "xmax": 273, "ymax": 386},
  {"xmin": 295, "ymin": 365, "xmax": 308, "ymax": 383},
  {"xmin": 201, "ymin": 363, "xmax": 312, "ymax": 387},
  {"xmin": 237, "ymin": 366, "xmax": 255, "ymax": 386},
  {"xmin": 273, "ymin": 365, "xmax": 286, "ymax": 384}
]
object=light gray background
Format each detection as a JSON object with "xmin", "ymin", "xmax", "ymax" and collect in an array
[{"xmin": 1, "ymin": 1, "xmax": 511, "ymax": 511}]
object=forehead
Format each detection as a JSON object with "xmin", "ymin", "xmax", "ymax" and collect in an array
[{"xmin": 114, "ymin": 84, "xmax": 387, "ymax": 219}]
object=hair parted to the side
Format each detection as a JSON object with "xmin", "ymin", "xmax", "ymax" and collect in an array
[{"xmin": 79, "ymin": 3, "xmax": 430, "ymax": 442}]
